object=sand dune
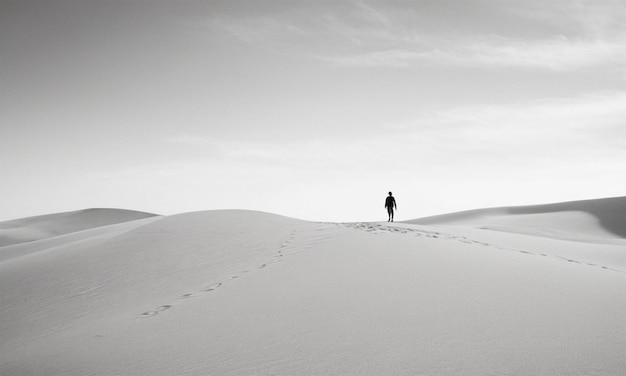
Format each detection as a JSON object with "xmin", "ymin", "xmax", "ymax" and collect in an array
[
  {"xmin": 0, "ymin": 208, "xmax": 158, "ymax": 247},
  {"xmin": 407, "ymin": 196, "xmax": 626, "ymax": 242},
  {"xmin": 1, "ymin": 201, "xmax": 624, "ymax": 375}
]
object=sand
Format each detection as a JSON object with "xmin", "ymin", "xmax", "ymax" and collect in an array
[{"xmin": 1, "ymin": 199, "xmax": 625, "ymax": 375}]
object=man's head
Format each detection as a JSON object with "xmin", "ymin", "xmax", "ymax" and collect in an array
[{"xmin": 388, "ymin": 192, "xmax": 392, "ymax": 196}]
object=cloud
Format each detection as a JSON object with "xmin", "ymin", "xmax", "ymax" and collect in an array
[
  {"xmin": 504, "ymin": 0, "xmax": 626, "ymax": 40},
  {"xmin": 203, "ymin": 1, "xmax": 626, "ymax": 72},
  {"xmin": 206, "ymin": 13, "xmax": 310, "ymax": 45},
  {"xmin": 323, "ymin": 35, "xmax": 626, "ymax": 71},
  {"xmin": 405, "ymin": 91, "xmax": 626, "ymax": 168},
  {"xmin": 465, "ymin": 35, "xmax": 626, "ymax": 71}
]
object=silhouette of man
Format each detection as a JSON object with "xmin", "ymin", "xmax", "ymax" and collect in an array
[{"xmin": 385, "ymin": 192, "xmax": 397, "ymax": 222}]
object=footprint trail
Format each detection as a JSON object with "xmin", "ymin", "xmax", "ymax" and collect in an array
[
  {"xmin": 136, "ymin": 224, "xmax": 342, "ymax": 318},
  {"xmin": 344, "ymin": 222, "xmax": 625, "ymax": 274}
]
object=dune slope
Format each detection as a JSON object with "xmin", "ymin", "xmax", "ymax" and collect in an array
[{"xmin": 1, "ymin": 206, "xmax": 625, "ymax": 375}]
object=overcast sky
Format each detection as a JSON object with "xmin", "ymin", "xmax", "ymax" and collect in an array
[{"xmin": 2, "ymin": 0, "xmax": 625, "ymax": 222}]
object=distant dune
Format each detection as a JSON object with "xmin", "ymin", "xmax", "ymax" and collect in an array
[
  {"xmin": 406, "ymin": 196, "xmax": 626, "ymax": 242},
  {"xmin": 1, "ymin": 200, "xmax": 624, "ymax": 375},
  {"xmin": 0, "ymin": 208, "xmax": 159, "ymax": 247}
]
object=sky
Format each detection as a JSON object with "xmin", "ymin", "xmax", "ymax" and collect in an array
[{"xmin": 1, "ymin": 0, "xmax": 625, "ymax": 222}]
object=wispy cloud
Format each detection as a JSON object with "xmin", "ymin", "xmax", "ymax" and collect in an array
[
  {"xmin": 466, "ymin": 36, "xmax": 625, "ymax": 71},
  {"xmin": 504, "ymin": 0, "xmax": 626, "ymax": 40},
  {"xmin": 206, "ymin": 14, "xmax": 310, "ymax": 45},
  {"xmin": 405, "ymin": 91, "xmax": 626, "ymax": 166},
  {"xmin": 205, "ymin": 1, "xmax": 626, "ymax": 72},
  {"xmin": 323, "ymin": 35, "xmax": 626, "ymax": 71}
]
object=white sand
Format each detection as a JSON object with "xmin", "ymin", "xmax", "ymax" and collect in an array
[{"xmin": 1, "ymin": 200, "xmax": 625, "ymax": 375}]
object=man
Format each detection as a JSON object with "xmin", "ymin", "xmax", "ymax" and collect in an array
[{"xmin": 385, "ymin": 192, "xmax": 397, "ymax": 222}]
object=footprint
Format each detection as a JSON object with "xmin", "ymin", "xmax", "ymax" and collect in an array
[
  {"xmin": 203, "ymin": 282, "xmax": 222, "ymax": 292},
  {"xmin": 179, "ymin": 293, "xmax": 194, "ymax": 299},
  {"xmin": 259, "ymin": 263, "xmax": 267, "ymax": 269},
  {"xmin": 139, "ymin": 305, "xmax": 172, "ymax": 318}
]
